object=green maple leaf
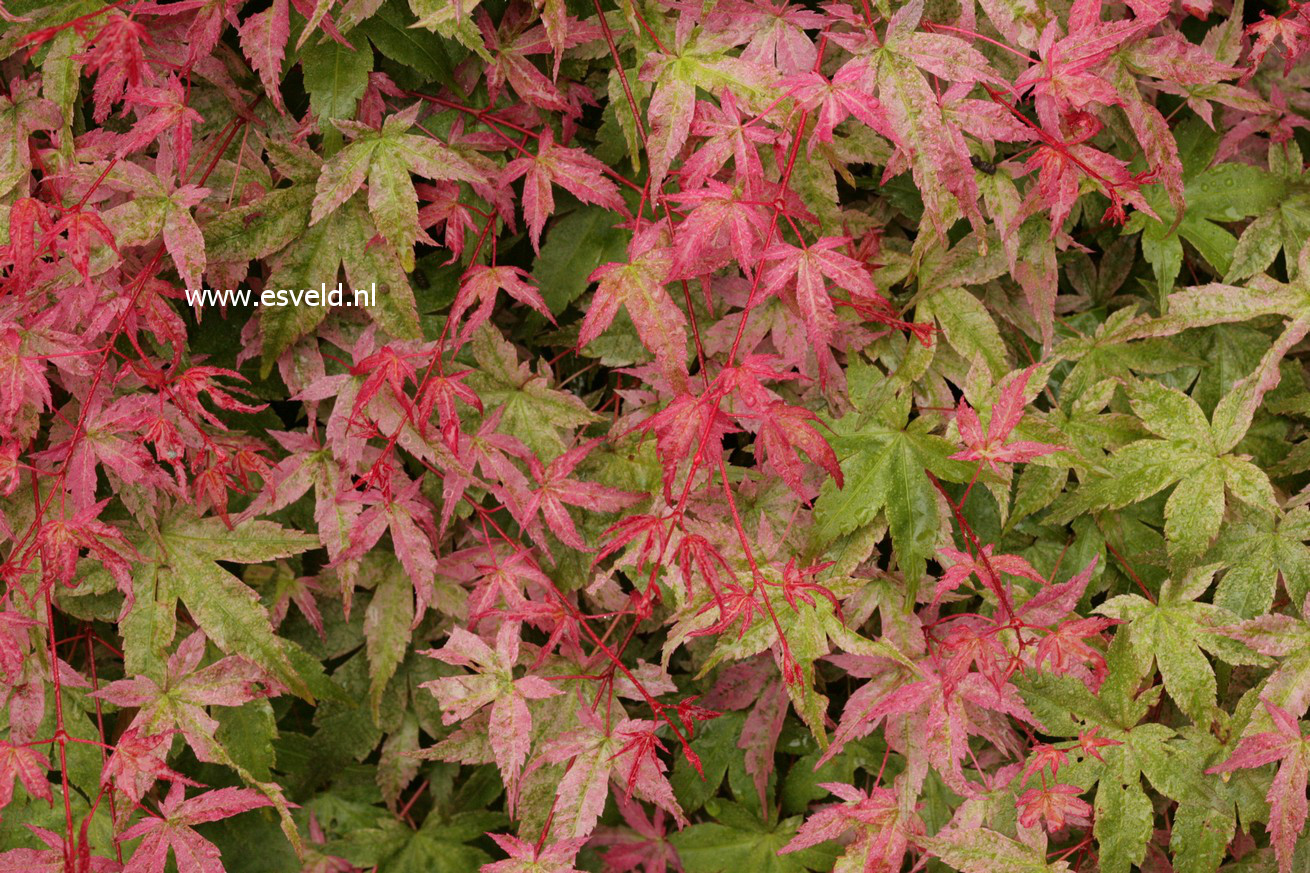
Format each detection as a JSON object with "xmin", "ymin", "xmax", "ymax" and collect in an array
[
  {"xmin": 1143, "ymin": 241, "xmax": 1310, "ymax": 416},
  {"xmin": 260, "ymin": 196, "xmax": 422, "ymax": 372},
  {"xmin": 1207, "ymin": 506, "xmax": 1310, "ymax": 617},
  {"xmin": 205, "ymin": 182, "xmax": 315, "ymax": 267},
  {"xmin": 364, "ymin": 557, "xmax": 416, "ymax": 723},
  {"xmin": 409, "ymin": 0, "xmax": 492, "ymax": 61},
  {"xmin": 1098, "ymin": 564, "xmax": 1267, "ymax": 724},
  {"xmin": 465, "ymin": 325, "xmax": 598, "ymax": 459},
  {"xmin": 300, "ymin": 35, "xmax": 373, "ymax": 146},
  {"xmin": 814, "ymin": 388, "xmax": 972, "ymax": 593},
  {"xmin": 911, "ymin": 231, "xmax": 1010, "ymax": 382},
  {"xmin": 330, "ymin": 809, "xmax": 505, "ymax": 873},
  {"xmin": 1052, "ymin": 307, "xmax": 1196, "ymax": 408},
  {"xmin": 309, "ymin": 103, "xmax": 485, "ymax": 270},
  {"xmin": 0, "ymin": 76, "xmax": 60, "ymax": 200},
  {"xmin": 1123, "ymin": 120, "xmax": 1283, "ymax": 299},
  {"xmin": 1135, "ymin": 726, "xmax": 1268, "ymax": 873},
  {"xmin": 1228, "ymin": 141, "xmax": 1310, "ymax": 283},
  {"xmin": 922, "ymin": 828, "xmax": 1070, "ymax": 873},
  {"xmin": 119, "ymin": 512, "xmax": 320, "ymax": 702},
  {"xmin": 1053, "ymin": 377, "xmax": 1276, "ymax": 564},
  {"xmin": 669, "ymin": 799, "xmax": 836, "ymax": 873}
]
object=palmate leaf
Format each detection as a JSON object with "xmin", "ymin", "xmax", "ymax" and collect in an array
[
  {"xmin": 301, "ymin": 33, "xmax": 373, "ymax": 136},
  {"xmin": 1017, "ymin": 636, "xmax": 1168, "ymax": 873},
  {"xmin": 1204, "ymin": 505, "xmax": 1310, "ymax": 617},
  {"xmin": 7, "ymin": 0, "xmax": 1310, "ymax": 868},
  {"xmin": 260, "ymin": 196, "xmax": 421, "ymax": 371},
  {"xmin": 815, "ymin": 390, "xmax": 972, "ymax": 592},
  {"xmin": 669, "ymin": 800, "xmax": 837, "ymax": 873},
  {"xmin": 309, "ymin": 104, "xmax": 484, "ymax": 269},
  {"xmin": 1213, "ymin": 596, "xmax": 1310, "ymax": 739},
  {"xmin": 357, "ymin": 1, "xmax": 455, "ymax": 85},
  {"xmin": 1052, "ymin": 377, "xmax": 1277, "ymax": 564},
  {"xmin": 1123, "ymin": 120, "xmax": 1283, "ymax": 298},
  {"xmin": 1228, "ymin": 142, "xmax": 1310, "ymax": 282},
  {"xmin": 330, "ymin": 809, "xmax": 506, "ymax": 873},
  {"xmin": 465, "ymin": 324, "xmax": 598, "ymax": 458},
  {"xmin": 1098, "ymin": 564, "xmax": 1267, "ymax": 724},
  {"xmin": 922, "ymin": 828, "xmax": 1069, "ymax": 873},
  {"xmin": 121, "ymin": 512, "xmax": 320, "ymax": 701}
]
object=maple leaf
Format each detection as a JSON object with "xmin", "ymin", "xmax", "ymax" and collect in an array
[
  {"xmin": 116, "ymin": 783, "xmax": 273, "ymax": 873},
  {"xmin": 504, "ymin": 439, "xmax": 644, "ymax": 551},
  {"xmin": 1212, "ymin": 592, "xmax": 1310, "ymax": 739},
  {"xmin": 680, "ymin": 90, "xmax": 777, "ymax": 188},
  {"xmin": 451, "ymin": 265, "xmax": 555, "ymax": 347},
  {"xmin": 239, "ymin": 0, "xmax": 290, "ymax": 113},
  {"xmin": 1016, "ymin": 783, "xmax": 1093, "ymax": 832},
  {"xmin": 1207, "ymin": 699, "xmax": 1310, "ymax": 873},
  {"xmin": 0, "ymin": 739, "xmax": 51, "ymax": 814},
  {"xmin": 933, "ymin": 544, "xmax": 1047, "ymax": 607},
  {"xmin": 828, "ymin": 0, "xmax": 995, "ymax": 236},
  {"xmin": 633, "ymin": 391, "xmax": 736, "ymax": 501},
  {"xmin": 309, "ymin": 103, "xmax": 485, "ymax": 269},
  {"xmin": 758, "ymin": 238, "xmax": 884, "ymax": 387},
  {"xmin": 0, "ymin": 76, "xmax": 60, "ymax": 194},
  {"xmin": 101, "ymin": 727, "xmax": 200, "ymax": 805},
  {"xmin": 581, "ymin": 238, "xmax": 689, "ymax": 390},
  {"xmin": 117, "ymin": 77, "xmax": 203, "ymax": 171},
  {"xmin": 669, "ymin": 182, "xmax": 773, "ymax": 279},
  {"xmin": 823, "ymin": 650, "xmax": 1037, "ymax": 796},
  {"xmin": 338, "ymin": 472, "xmax": 442, "ymax": 625},
  {"xmin": 814, "ymin": 391, "xmax": 972, "ymax": 589},
  {"xmin": 113, "ymin": 512, "xmax": 318, "ymax": 701},
  {"xmin": 483, "ymin": 833, "xmax": 588, "ymax": 873},
  {"xmin": 638, "ymin": 30, "xmax": 771, "ymax": 193},
  {"xmin": 94, "ymin": 630, "xmax": 282, "ymax": 765},
  {"xmin": 922, "ymin": 827, "xmax": 1071, "ymax": 873},
  {"xmin": 950, "ymin": 365, "xmax": 1066, "ymax": 472},
  {"xmin": 781, "ymin": 783, "xmax": 920, "ymax": 873},
  {"xmin": 35, "ymin": 498, "xmax": 139, "ymax": 607},
  {"xmin": 543, "ymin": 709, "xmax": 688, "ymax": 839},
  {"xmin": 750, "ymin": 402, "xmax": 842, "ymax": 497},
  {"xmin": 1052, "ymin": 375, "xmax": 1282, "ymax": 563},
  {"xmin": 0, "ymin": 825, "xmax": 120, "ymax": 873},
  {"xmin": 477, "ymin": 8, "xmax": 597, "ymax": 111},
  {"xmin": 77, "ymin": 15, "xmax": 152, "ymax": 123},
  {"xmin": 421, "ymin": 623, "xmax": 560, "ymax": 803},
  {"xmin": 589, "ymin": 791, "xmax": 681, "ymax": 873},
  {"xmin": 1099, "ymin": 564, "xmax": 1264, "ymax": 724},
  {"xmin": 502, "ymin": 128, "xmax": 625, "ymax": 252}
]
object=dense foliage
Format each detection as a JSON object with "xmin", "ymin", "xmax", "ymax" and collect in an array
[{"xmin": 0, "ymin": 0, "xmax": 1309, "ymax": 870}]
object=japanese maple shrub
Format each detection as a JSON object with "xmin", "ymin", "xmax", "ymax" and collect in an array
[{"xmin": 0, "ymin": 0, "xmax": 1308, "ymax": 871}]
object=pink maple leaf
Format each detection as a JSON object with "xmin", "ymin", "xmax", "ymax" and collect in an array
[
  {"xmin": 116, "ymin": 783, "xmax": 273, "ymax": 873},
  {"xmin": 589, "ymin": 792, "xmax": 682, "ymax": 873},
  {"xmin": 781, "ymin": 783, "xmax": 919, "ymax": 872},
  {"xmin": 484, "ymin": 833, "xmax": 589, "ymax": 873},
  {"xmin": 1016, "ymin": 783, "xmax": 1092, "ymax": 832},
  {"xmin": 1207, "ymin": 700, "xmax": 1310, "ymax": 873},
  {"xmin": 502, "ymin": 129, "xmax": 625, "ymax": 252},
  {"xmin": 93, "ymin": 631, "xmax": 281, "ymax": 765},
  {"xmin": 450, "ymin": 265, "xmax": 554, "ymax": 347},
  {"xmin": 101, "ymin": 728, "xmax": 200, "ymax": 805},
  {"xmin": 508, "ymin": 440, "xmax": 644, "ymax": 551},
  {"xmin": 581, "ymin": 242, "xmax": 689, "ymax": 390},
  {"xmin": 420, "ymin": 623, "xmax": 560, "ymax": 807},
  {"xmin": 950, "ymin": 366, "xmax": 1065, "ymax": 472},
  {"xmin": 0, "ymin": 740, "xmax": 52, "ymax": 814}
]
